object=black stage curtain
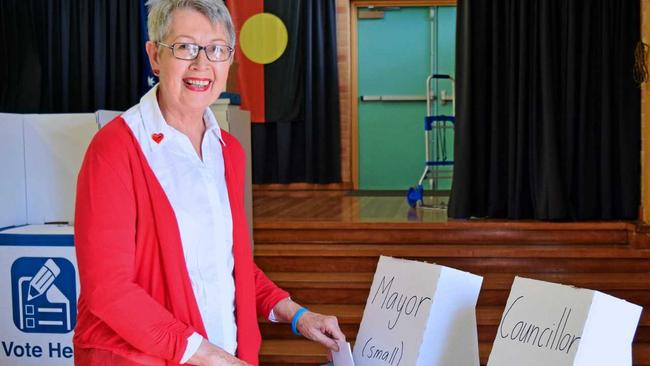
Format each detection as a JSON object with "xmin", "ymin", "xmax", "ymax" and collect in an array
[
  {"xmin": 448, "ymin": 0, "xmax": 640, "ymax": 220},
  {"xmin": 252, "ymin": 0, "xmax": 341, "ymax": 184},
  {"xmin": 0, "ymin": 0, "xmax": 142, "ymax": 113}
]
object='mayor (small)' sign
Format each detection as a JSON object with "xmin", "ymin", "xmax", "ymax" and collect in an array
[
  {"xmin": 352, "ymin": 256, "xmax": 483, "ymax": 366},
  {"xmin": 488, "ymin": 277, "xmax": 643, "ymax": 366}
]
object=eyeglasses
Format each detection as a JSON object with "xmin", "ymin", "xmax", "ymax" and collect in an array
[{"xmin": 157, "ymin": 42, "xmax": 233, "ymax": 62}]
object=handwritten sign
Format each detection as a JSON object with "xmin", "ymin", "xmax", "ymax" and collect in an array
[
  {"xmin": 488, "ymin": 277, "xmax": 643, "ymax": 366},
  {"xmin": 353, "ymin": 256, "xmax": 483, "ymax": 366}
]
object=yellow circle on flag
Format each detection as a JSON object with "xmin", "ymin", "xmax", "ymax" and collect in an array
[{"xmin": 239, "ymin": 13, "xmax": 288, "ymax": 64}]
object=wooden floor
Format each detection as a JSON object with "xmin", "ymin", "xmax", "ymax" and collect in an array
[
  {"xmin": 252, "ymin": 190, "xmax": 650, "ymax": 365},
  {"xmin": 253, "ymin": 190, "xmax": 450, "ymax": 224}
]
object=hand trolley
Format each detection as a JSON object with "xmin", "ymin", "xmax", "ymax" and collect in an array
[{"xmin": 407, "ymin": 74, "xmax": 455, "ymax": 209}]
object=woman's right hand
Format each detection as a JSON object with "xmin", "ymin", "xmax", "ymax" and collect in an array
[{"xmin": 188, "ymin": 339, "xmax": 252, "ymax": 366}]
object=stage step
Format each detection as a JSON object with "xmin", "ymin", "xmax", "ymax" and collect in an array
[
  {"xmin": 255, "ymin": 221, "xmax": 633, "ymax": 245},
  {"xmin": 259, "ymin": 303, "xmax": 650, "ymax": 341},
  {"xmin": 259, "ymin": 339, "xmax": 650, "ymax": 366}
]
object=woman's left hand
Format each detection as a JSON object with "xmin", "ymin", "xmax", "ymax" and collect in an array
[{"xmin": 296, "ymin": 311, "xmax": 346, "ymax": 352}]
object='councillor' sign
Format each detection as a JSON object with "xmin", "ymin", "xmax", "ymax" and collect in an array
[{"xmin": 488, "ymin": 277, "xmax": 643, "ymax": 366}]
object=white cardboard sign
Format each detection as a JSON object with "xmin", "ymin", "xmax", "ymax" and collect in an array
[
  {"xmin": 488, "ymin": 276, "xmax": 643, "ymax": 366},
  {"xmin": 353, "ymin": 256, "xmax": 483, "ymax": 366}
]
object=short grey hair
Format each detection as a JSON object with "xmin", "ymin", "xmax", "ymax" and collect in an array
[{"xmin": 146, "ymin": 0, "xmax": 236, "ymax": 47}]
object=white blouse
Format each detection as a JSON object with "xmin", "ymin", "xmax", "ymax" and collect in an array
[{"xmin": 121, "ymin": 85, "xmax": 236, "ymax": 361}]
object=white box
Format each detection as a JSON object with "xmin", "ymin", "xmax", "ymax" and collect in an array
[
  {"xmin": 353, "ymin": 256, "xmax": 483, "ymax": 366},
  {"xmin": 488, "ymin": 277, "xmax": 643, "ymax": 366}
]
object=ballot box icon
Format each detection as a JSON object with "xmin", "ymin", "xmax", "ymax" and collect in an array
[{"xmin": 11, "ymin": 257, "xmax": 77, "ymax": 334}]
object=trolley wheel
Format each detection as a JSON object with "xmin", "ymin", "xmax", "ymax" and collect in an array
[{"xmin": 406, "ymin": 185, "xmax": 423, "ymax": 208}]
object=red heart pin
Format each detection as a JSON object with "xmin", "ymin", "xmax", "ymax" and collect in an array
[{"xmin": 152, "ymin": 133, "xmax": 164, "ymax": 144}]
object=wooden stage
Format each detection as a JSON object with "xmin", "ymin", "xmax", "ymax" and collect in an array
[{"xmin": 253, "ymin": 190, "xmax": 650, "ymax": 365}]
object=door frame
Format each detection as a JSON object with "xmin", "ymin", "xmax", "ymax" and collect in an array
[{"xmin": 350, "ymin": 0, "xmax": 456, "ymax": 189}]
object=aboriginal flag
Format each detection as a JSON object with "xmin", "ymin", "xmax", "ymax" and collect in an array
[
  {"xmin": 227, "ymin": 0, "xmax": 341, "ymax": 183},
  {"xmin": 226, "ymin": 0, "xmax": 340, "ymax": 125}
]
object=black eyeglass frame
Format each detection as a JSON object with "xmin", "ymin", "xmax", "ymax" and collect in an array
[{"xmin": 157, "ymin": 41, "xmax": 233, "ymax": 62}]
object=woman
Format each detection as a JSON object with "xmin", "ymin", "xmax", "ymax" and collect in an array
[{"xmin": 73, "ymin": 0, "xmax": 345, "ymax": 365}]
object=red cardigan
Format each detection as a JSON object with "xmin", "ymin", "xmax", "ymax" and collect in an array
[{"xmin": 73, "ymin": 117, "xmax": 289, "ymax": 365}]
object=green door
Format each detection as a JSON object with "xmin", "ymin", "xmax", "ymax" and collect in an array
[{"xmin": 357, "ymin": 6, "xmax": 456, "ymax": 191}]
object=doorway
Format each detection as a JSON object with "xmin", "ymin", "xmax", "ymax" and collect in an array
[{"xmin": 353, "ymin": 3, "xmax": 456, "ymax": 192}]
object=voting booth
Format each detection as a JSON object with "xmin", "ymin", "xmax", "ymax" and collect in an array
[
  {"xmin": 353, "ymin": 256, "xmax": 483, "ymax": 366},
  {"xmin": 0, "ymin": 112, "xmax": 97, "ymax": 365},
  {"xmin": 0, "ymin": 112, "xmax": 99, "ymax": 227},
  {"xmin": 488, "ymin": 277, "xmax": 643, "ymax": 366}
]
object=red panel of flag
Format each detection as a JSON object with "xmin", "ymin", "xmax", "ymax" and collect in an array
[{"xmin": 226, "ymin": 0, "xmax": 265, "ymax": 122}]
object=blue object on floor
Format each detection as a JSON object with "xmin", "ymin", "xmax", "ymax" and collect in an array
[{"xmin": 407, "ymin": 184, "xmax": 424, "ymax": 207}]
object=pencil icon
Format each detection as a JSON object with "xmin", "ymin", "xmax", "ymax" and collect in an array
[{"xmin": 27, "ymin": 259, "xmax": 60, "ymax": 301}]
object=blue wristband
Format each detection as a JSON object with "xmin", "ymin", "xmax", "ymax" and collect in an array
[{"xmin": 291, "ymin": 307, "xmax": 309, "ymax": 336}]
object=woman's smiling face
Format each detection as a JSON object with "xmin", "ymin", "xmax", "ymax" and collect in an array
[{"xmin": 147, "ymin": 7, "xmax": 231, "ymax": 113}]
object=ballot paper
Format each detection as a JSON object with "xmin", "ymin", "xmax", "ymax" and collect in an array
[{"xmin": 331, "ymin": 340, "xmax": 355, "ymax": 366}]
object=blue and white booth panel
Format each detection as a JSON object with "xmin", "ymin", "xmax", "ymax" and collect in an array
[{"xmin": 0, "ymin": 225, "xmax": 77, "ymax": 365}]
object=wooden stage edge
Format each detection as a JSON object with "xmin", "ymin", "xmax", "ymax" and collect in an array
[{"xmin": 255, "ymin": 219, "xmax": 650, "ymax": 249}]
